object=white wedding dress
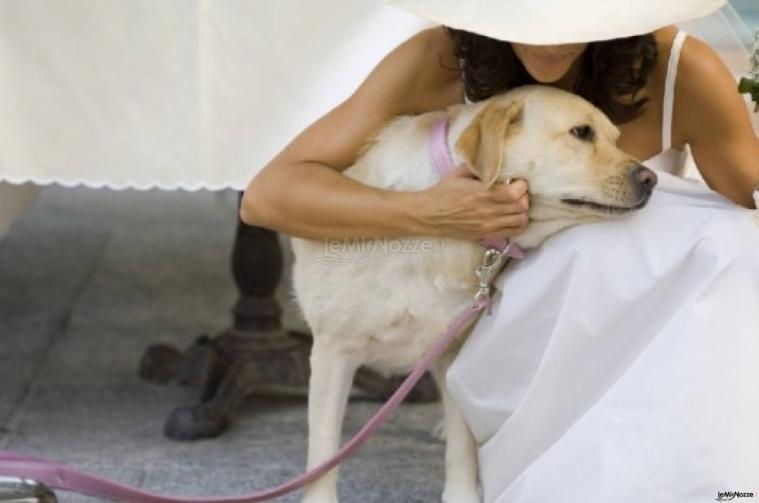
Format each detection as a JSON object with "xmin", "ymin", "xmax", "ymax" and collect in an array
[{"xmin": 448, "ymin": 30, "xmax": 759, "ymax": 502}]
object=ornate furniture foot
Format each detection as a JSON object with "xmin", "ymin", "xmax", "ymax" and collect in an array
[{"xmin": 138, "ymin": 194, "xmax": 438, "ymax": 441}]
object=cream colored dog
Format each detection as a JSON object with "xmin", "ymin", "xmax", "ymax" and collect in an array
[{"xmin": 290, "ymin": 85, "xmax": 656, "ymax": 503}]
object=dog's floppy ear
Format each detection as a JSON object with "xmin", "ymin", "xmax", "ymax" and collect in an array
[{"xmin": 455, "ymin": 100, "xmax": 523, "ymax": 188}]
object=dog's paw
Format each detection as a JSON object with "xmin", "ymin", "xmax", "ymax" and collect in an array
[
  {"xmin": 442, "ymin": 486, "xmax": 481, "ymax": 503},
  {"xmin": 301, "ymin": 495, "xmax": 338, "ymax": 503},
  {"xmin": 431, "ymin": 417, "xmax": 446, "ymax": 442}
]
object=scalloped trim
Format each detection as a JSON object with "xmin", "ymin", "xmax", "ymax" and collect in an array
[{"xmin": 0, "ymin": 174, "xmax": 246, "ymax": 192}]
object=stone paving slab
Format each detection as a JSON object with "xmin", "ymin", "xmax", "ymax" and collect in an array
[{"xmin": 0, "ymin": 186, "xmax": 445, "ymax": 502}]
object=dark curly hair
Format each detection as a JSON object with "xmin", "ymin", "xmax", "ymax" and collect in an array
[{"xmin": 444, "ymin": 27, "xmax": 658, "ymax": 124}]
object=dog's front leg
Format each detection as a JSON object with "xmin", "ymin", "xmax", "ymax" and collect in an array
[
  {"xmin": 432, "ymin": 356, "xmax": 481, "ymax": 503},
  {"xmin": 302, "ymin": 339, "xmax": 360, "ymax": 503}
]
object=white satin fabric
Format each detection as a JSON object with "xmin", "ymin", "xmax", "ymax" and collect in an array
[
  {"xmin": 446, "ymin": 168, "xmax": 759, "ymax": 502},
  {"xmin": 448, "ymin": 16, "xmax": 759, "ymax": 500}
]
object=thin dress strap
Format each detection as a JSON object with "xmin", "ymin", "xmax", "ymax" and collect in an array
[{"xmin": 662, "ymin": 30, "xmax": 687, "ymax": 151}]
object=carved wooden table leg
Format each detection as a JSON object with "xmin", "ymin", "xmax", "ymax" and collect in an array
[{"xmin": 138, "ymin": 193, "xmax": 438, "ymax": 441}]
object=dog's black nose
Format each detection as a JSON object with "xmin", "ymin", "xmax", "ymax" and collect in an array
[{"xmin": 632, "ymin": 165, "xmax": 658, "ymax": 192}]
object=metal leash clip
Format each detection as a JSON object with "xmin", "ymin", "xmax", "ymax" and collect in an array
[
  {"xmin": 0, "ymin": 477, "xmax": 57, "ymax": 503},
  {"xmin": 473, "ymin": 247, "xmax": 509, "ymax": 315}
]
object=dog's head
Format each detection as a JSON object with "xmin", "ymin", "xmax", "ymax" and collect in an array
[{"xmin": 452, "ymin": 85, "xmax": 657, "ymax": 248}]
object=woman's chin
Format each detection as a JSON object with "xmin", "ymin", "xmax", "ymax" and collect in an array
[{"xmin": 530, "ymin": 68, "xmax": 574, "ymax": 84}]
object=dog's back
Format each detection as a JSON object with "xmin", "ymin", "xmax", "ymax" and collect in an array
[
  {"xmin": 343, "ymin": 111, "xmax": 445, "ymax": 191},
  {"xmin": 290, "ymin": 108, "xmax": 482, "ymax": 372}
]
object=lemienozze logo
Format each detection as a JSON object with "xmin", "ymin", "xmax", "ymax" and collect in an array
[
  {"xmin": 315, "ymin": 237, "xmax": 445, "ymax": 267},
  {"xmin": 716, "ymin": 491, "xmax": 755, "ymax": 501}
]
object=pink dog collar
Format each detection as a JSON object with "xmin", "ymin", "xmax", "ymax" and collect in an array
[{"xmin": 429, "ymin": 115, "xmax": 525, "ymax": 259}]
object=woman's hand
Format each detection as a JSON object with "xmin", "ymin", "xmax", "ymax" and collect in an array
[{"xmin": 414, "ymin": 164, "xmax": 530, "ymax": 240}]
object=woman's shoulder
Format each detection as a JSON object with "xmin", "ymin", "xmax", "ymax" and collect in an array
[
  {"xmin": 648, "ymin": 24, "xmax": 736, "ymax": 108},
  {"xmin": 661, "ymin": 24, "xmax": 745, "ymax": 145},
  {"xmin": 347, "ymin": 26, "xmax": 459, "ymax": 120},
  {"xmin": 398, "ymin": 26, "xmax": 467, "ymax": 113},
  {"xmin": 674, "ymin": 26, "xmax": 738, "ymax": 98}
]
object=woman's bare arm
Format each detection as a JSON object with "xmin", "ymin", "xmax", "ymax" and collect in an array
[
  {"xmin": 679, "ymin": 37, "xmax": 759, "ymax": 209},
  {"xmin": 240, "ymin": 27, "xmax": 530, "ymax": 241}
]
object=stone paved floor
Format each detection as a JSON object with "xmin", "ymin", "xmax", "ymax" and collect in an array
[{"xmin": 0, "ymin": 186, "xmax": 444, "ymax": 502}]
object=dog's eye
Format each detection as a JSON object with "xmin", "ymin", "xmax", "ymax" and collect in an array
[{"xmin": 570, "ymin": 125, "xmax": 595, "ymax": 142}]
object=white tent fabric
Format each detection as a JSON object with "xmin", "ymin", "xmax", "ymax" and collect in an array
[
  {"xmin": 0, "ymin": 0, "xmax": 431, "ymax": 191},
  {"xmin": 446, "ymin": 170, "xmax": 759, "ymax": 502},
  {"xmin": 0, "ymin": 1, "xmax": 753, "ymax": 234},
  {"xmin": 0, "ymin": 1, "xmax": 753, "ymax": 195}
]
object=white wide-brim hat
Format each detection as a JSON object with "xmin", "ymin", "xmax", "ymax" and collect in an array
[{"xmin": 384, "ymin": 0, "xmax": 727, "ymax": 44}]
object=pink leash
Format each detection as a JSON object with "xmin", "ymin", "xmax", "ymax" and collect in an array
[
  {"xmin": 0, "ymin": 114, "xmax": 524, "ymax": 502},
  {"xmin": 0, "ymin": 295, "xmax": 494, "ymax": 502}
]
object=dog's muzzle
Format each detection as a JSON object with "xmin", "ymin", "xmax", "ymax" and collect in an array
[{"xmin": 632, "ymin": 165, "xmax": 657, "ymax": 199}]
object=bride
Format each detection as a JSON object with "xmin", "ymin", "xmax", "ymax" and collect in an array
[{"xmin": 241, "ymin": 0, "xmax": 759, "ymax": 500}]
